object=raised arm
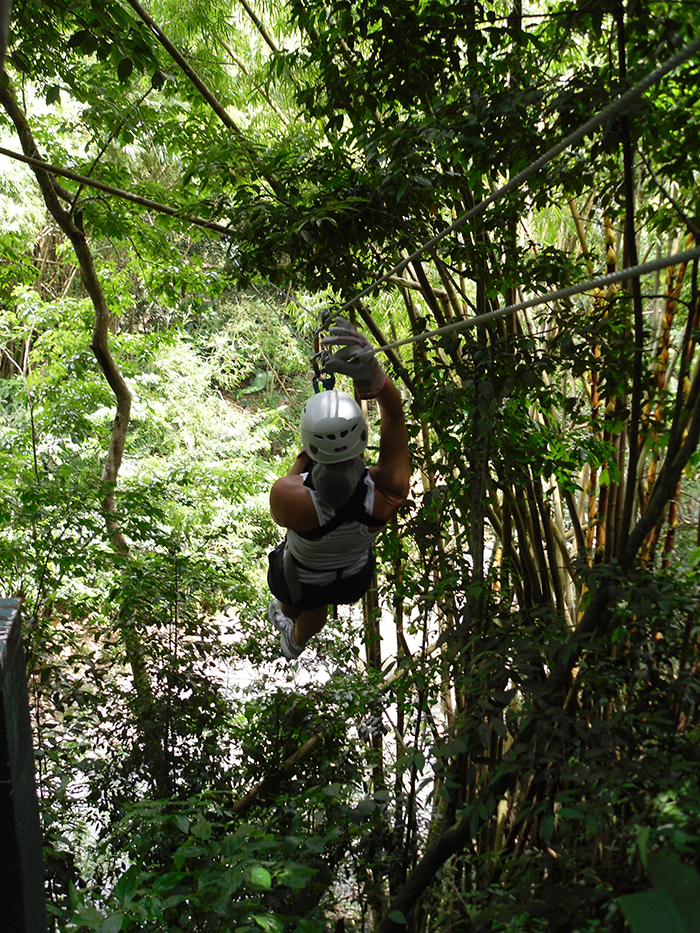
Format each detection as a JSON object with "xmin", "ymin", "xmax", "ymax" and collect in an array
[
  {"xmin": 287, "ymin": 449, "xmax": 310, "ymax": 476},
  {"xmin": 322, "ymin": 319, "xmax": 410, "ymax": 515},
  {"xmin": 372, "ymin": 379, "xmax": 410, "ymax": 506}
]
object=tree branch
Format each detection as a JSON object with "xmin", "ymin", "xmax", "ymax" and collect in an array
[
  {"xmin": 234, "ymin": 0, "xmax": 279, "ymax": 54},
  {"xmin": 615, "ymin": 5, "xmax": 644, "ymax": 562},
  {"xmin": 218, "ymin": 35, "xmax": 289, "ymax": 124},
  {"xmin": 124, "ymin": 0, "xmax": 286, "ymax": 199},
  {"xmin": 125, "ymin": 0, "xmax": 244, "ymax": 135},
  {"xmin": 0, "ymin": 144, "xmax": 233, "ymax": 236}
]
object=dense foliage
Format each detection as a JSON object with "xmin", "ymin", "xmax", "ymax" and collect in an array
[{"xmin": 2, "ymin": 0, "xmax": 700, "ymax": 931}]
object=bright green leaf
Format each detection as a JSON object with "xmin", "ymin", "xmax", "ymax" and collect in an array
[
  {"xmin": 253, "ymin": 914, "xmax": 283, "ymax": 933},
  {"xmin": 250, "ymin": 865, "xmax": 273, "ymax": 889}
]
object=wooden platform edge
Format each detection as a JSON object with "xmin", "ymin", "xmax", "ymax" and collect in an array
[{"xmin": 0, "ymin": 598, "xmax": 49, "ymax": 933}]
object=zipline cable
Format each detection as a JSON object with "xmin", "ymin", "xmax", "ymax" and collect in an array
[
  {"xmin": 2, "ymin": 33, "xmax": 698, "ymax": 365},
  {"xmin": 2, "ymin": 34, "xmax": 697, "ymax": 284},
  {"xmin": 343, "ymin": 245, "xmax": 700, "ymax": 360},
  {"xmin": 1, "ymin": 36, "xmax": 696, "ymax": 268},
  {"xmin": 333, "ymin": 33, "xmax": 700, "ymax": 318}
]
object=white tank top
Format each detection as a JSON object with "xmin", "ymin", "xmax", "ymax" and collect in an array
[{"xmin": 286, "ymin": 471, "xmax": 382, "ymax": 584}]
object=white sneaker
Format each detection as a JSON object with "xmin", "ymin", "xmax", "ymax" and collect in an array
[{"xmin": 268, "ymin": 599, "xmax": 304, "ymax": 660}]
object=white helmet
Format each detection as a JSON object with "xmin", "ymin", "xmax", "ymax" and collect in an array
[{"xmin": 300, "ymin": 390, "xmax": 367, "ymax": 463}]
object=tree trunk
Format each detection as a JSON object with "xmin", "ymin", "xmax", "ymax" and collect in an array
[{"xmin": 0, "ymin": 79, "xmax": 171, "ymax": 797}]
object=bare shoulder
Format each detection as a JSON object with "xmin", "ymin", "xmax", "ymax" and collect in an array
[{"xmin": 270, "ymin": 475, "xmax": 319, "ymax": 531}]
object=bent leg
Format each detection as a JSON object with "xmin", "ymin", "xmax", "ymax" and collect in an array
[{"xmin": 280, "ymin": 602, "xmax": 328, "ymax": 648}]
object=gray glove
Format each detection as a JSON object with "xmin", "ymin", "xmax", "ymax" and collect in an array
[{"xmin": 321, "ymin": 318, "xmax": 387, "ymax": 399}]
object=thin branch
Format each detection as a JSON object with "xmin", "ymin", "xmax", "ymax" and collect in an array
[
  {"xmin": 124, "ymin": 0, "xmax": 286, "ymax": 199},
  {"xmin": 125, "ymin": 0, "xmax": 244, "ymax": 135},
  {"xmin": 0, "ymin": 145, "xmax": 233, "ymax": 236},
  {"xmin": 387, "ymin": 274, "xmax": 448, "ymax": 300},
  {"xmin": 2, "ymin": 344, "xmax": 39, "ymax": 479},
  {"xmin": 231, "ymin": 642, "xmax": 439, "ymax": 817},
  {"xmin": 231, "ymin": 733, "xmax": 325, "ymax": 815},
  {"xmin": 218, "ymin": 35, "xmax": 289, "ymax": 124},
  {"xmin": 234, "ymin": 0, "xmax": 279, "ymax": 54},
  {"xmin": 637, "ymin": 146, "xmax": 700, "ymax": 239},
  {"xmin": 568, "ymin": 196, "xmax": 594, "ymax": 274},
  {"xmin": 72, "ymin": 86, "xmax": 155, "ymax": 210}
]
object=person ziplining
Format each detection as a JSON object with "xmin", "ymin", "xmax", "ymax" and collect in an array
[{"xmin": 267, "ymin": 319, "xmax": 410, "ymax": 660}]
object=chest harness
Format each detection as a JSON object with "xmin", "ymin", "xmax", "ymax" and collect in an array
[
  {"xmin": 282, "ymin": 461, "xmax": 386, "ymax": 605},
  {"xmin": 297, "ymin": 461, "xmax": 384, "ymax": 539}
]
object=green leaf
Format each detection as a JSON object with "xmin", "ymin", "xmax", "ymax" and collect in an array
[
  {"xmin": 253, "ymin": 914, "xmax": 283, "ymax": 933},
  {"xmin": 478, "ymin": 722, "xmax": 492, "ymax": 749},
  {"xmin": 113, "ymin": 865, "xmax": 139, "ymax": 904},
  {"xmin": 250, "ymin": 865, "xmax": 272, "ymax": 889},
  {"xmin": 354, "ymin": 797, "xmax": 376, "ymax": 818},
  {"xmin": 646, "ymin": 853, "xmax": 700, "ymax": 933},
  {"xmin": 558, "ymin": 807, "xmax": 584, "ymax": 820},
  {"xmin": 540, "ymin": 814, "xmax": 554, "ymax": 845},
  {"xmin": 100, "ymin": 912, "xmax": 125, "ymax": 933},
  {"xmin": 117, "ymin": 57, "xmax": 134, "ymax": 82},
  {"xmin": 619, "ymin": 889, "xmax": 686, "ymax": 933},
  {"xmin": 68, "ymin": 29, "xmax": 89, "ymax": 49},
  {"xmin": 278, "ymin": 863, "xmax": 316, "ymax": 889},
  {"xmin": 239, "ymin": 370, "xmax": 267, "ymax": 396},
  {"xmin": 191, "ymin": 817, "xmax": 212, "ymax": 840},
  {"xmin": 388, "ymin": 910, "xmax": 408, "ymax": 925},
  {"xmin": 396, "ymin": 177, "xmax": 410, "ymax": 202}
]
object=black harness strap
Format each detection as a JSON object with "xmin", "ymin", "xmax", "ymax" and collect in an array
[{"xmin": 297, "ymin": 463, "xmax": 386, "ymax": 541}]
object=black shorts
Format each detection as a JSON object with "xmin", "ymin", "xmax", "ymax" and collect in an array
[{"xmin": 267, "ymin": 541, "xmax": 375, "ymax": 611}]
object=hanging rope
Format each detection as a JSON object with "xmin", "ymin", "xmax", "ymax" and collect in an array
[{"xmin": 329, "ymin": 33, "xmax": 700, "ymax": 319}]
